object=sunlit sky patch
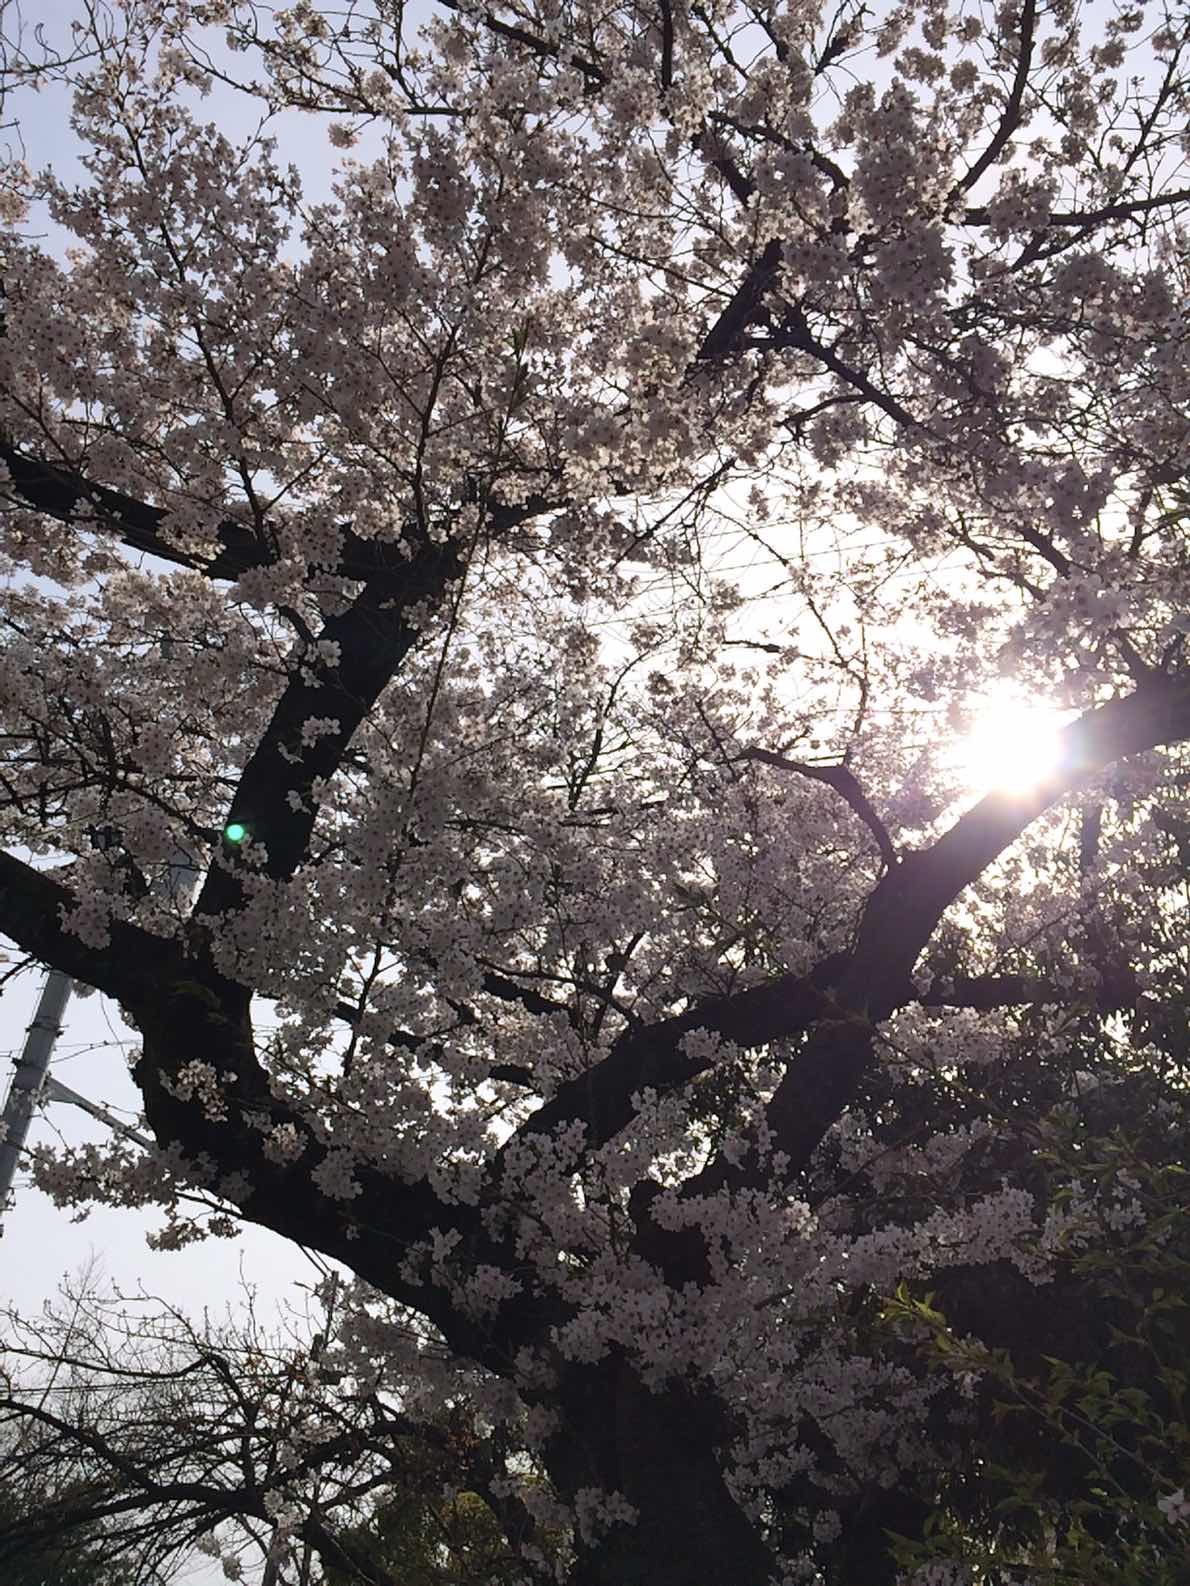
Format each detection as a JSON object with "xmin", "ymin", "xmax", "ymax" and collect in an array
[{"xmin": 951, "ymin": 689, "xmax": 1076, "ymax": 797}]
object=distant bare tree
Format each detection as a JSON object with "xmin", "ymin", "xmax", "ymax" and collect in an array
[{"xmin": 0, "ymin": 1270, "xmax": 545, "ymax": 1585}]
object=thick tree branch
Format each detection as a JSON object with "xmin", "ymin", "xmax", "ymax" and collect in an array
[
  {"xmin": 497, "ymin": 949, "xmax": 852, "ymax": 1167},
  {"xmin": 695, "ymin": 240, "xmax": 782, "ymax": 364},
  {"xmin": 658, "ymin": 0, "xmax": 674, "ymax": 89},
  {"xmin": 194, "ymin": 540, "xmax": 460, "ymax": 916},
  {"xmin": 922, "ymin": 968, "xmax": 1140, "ymax": 1013},
  {"xmin": 719, "ymin": 672, "xmax": 1190, "ymax": 1189},
  {"xmin": 0, "ymin": 850, "xmax": 175, "ymax": 1006},
  {"xmin": 769, "ymin": 302, "xmax": 923, "ymax": 429},
  {"xmin": 696, "ymin": 254, "xmax": 925, "ymax": 429},
  {"xmin": 510, "ymin": 674, "xmax": 1189, "ymax": 1209},
  {"xmin": 0, "ymin": 856, "xmax": 525, "ymax": 1361},
  {"xmin": 889, "ymin": 677, "xmax": 1190, "ymax": 964},
  {"xmin": 0, "ymin": 440, "xmax": 555, "ymax": 591},
  {"xmin": 963, "ymin": 185, "xmax": 1190, "ymax": 230},
  {"xmin": 0, "ymin": 439, "xmax": 368, "ymax": 585}
]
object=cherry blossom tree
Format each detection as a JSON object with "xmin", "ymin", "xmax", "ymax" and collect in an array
[{"xmin": 1, "ymin": 0, "xmax": 1188, "ymax": 1580}]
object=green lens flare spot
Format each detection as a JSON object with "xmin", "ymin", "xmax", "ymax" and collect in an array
[{"xmin": 224, "ymin": 822, "xmax": 248, "ymax": 844}]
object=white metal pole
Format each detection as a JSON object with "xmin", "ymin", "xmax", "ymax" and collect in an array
[
  {"xmin": 43, "ymin": 1075, "xmax": 153, "ymax": 1150},
  {"xmin": 0, "ymin": 968, "xmax": 72, "ymax": 1234}
]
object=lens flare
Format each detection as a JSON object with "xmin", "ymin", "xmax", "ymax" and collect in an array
[{"xmin": 953, "ymin": 699, "xmax": 1069, "ymax": 796}]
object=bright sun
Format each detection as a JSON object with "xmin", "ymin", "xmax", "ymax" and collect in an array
[{"xmin": 952, "ymin": 695, "xmax": 1071, "ymax": 796}]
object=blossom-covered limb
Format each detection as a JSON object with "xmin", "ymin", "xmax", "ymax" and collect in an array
[
  {"xmin": 707, "ymin": 674, "xmax": 1190, "ymax": 1191},
  {"xmin": 920, "ymin": 968, "xmax": 1140, "ymax": 1013},
  {"xmin": 0, "ymin": 438, "xmax": 270, "ymax": 580},
  {"xmin": 0, "ymin": 439, "xmax": 556, "ymax": 589},
  {"xmin": 0, "ymin": 849, "xmax": 175, "ymax": 1007},
  {"xmin": 740, "ymin": 747, "xmax": 897, "ymax": 869},
  {"xmin": 951, "ymin": 0, "xmax": 1038, "ymax": 198},
  {"xmin": 194, "ymin": 540, "xmax": 461, "ymax": 915}
]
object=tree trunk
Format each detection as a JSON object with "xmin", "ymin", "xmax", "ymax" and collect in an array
[{"xmin": 547, "ymin": 1358, "xmax": 776, "ymax": 1586}]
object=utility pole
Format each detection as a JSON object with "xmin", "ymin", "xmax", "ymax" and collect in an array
[
  {"xmin": 0, "ymin": 968, "xmax": 72, "ymax": 1235},
  {"xmin": 0, "ymin": 843, "xmax": 200, "ymax": 1234},
  {"xmin": 0, "ymin": 985, "xmax": 159, "ymax": 1237}
]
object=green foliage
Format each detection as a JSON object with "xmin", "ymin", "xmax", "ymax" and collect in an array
[
  {"xmin": 322, "ymin": 1485, "xmax": 523, "ymax": 1586},
  {"xmin": 0, "ymin": 1481, "xmax": 138, "ymax": 1586},
  {"xmin": 879, "ymin": 1104, "xmax": 1190, "ymax": 1586}
]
